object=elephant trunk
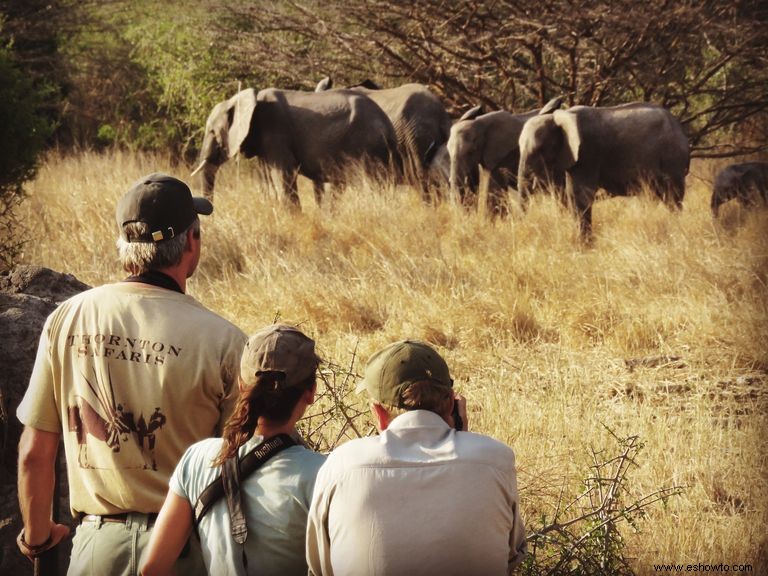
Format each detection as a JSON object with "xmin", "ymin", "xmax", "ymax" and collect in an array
[
  {"xmin": 192, "ymin": 131, "xmax": 227, "ymax": 201},
  {"xmin": 517, "ymin": 163, "xmax": 532, "ymax": 208},
  {"xmin": 190, "ymin": 159, "xmax": 219, "ymax": 202},
  {"xmin": 711, "ymin": 190, "xmax": 723, "ymax": 218},
  {"xmin": 450, "ymin": 161, "xmax": 479, "ymax": 208}
]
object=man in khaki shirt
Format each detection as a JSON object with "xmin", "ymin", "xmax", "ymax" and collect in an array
[
  {"xmin": 306, "ymin": 340, "xmax": 527, "ymax": 575},
  {"xmin": 16, "ymin": 173, "xmax": 246, "ymax": 575}
]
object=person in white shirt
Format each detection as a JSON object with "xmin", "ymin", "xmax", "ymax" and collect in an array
[{"xmin": 306, "ymin": 339, "xmax": 527, "ymax": 576}]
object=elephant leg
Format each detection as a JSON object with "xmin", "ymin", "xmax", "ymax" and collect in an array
[
  {"xmin": 281, "ymin": 170, "xmax": 301, "ymax": 210},
  {"xmin": 519, "ymin": 187, "xmax": 530, "ymax": 212},
  {"xmin": 671, "ymin": 175, "xmax": 685, "ymax": 210},
  {"xmin": 327, "ymin": 181, "xmax": 345, "ymax": 205},
  {"xmin": 574, "ymin": 191, "xmax": 594, "ymax": 240},
  {"xmin": 463, "ymin": 190, "xmax": 479, "ymax": 210},
  {"xmin": 569, "ymin": 176, "xmax": 595, "ymax": 240},
  {"xmin": 458, "ymin": 165, "xmax": 480, "ymax": 210},
  {"xmin": 487, "ymin": 171, "xmax": 508, "ymax": 219},
  {"xmin": 658, "ymin": 175, "xmax": 684, "ymax": 210},
  {"xmin": 313, "ymin": 180, "xmax": 325, "ymax": 206},
  {"xmin": 579, "ymin": 203, "xmax": 593, "ymax": 240},
  {"xmin": 418, "ymin": 177, "xmax": 438, "ymax": 206},
  {"xmin": 743, "ymin": 176, "xmax": 764, "ymax": 207}
]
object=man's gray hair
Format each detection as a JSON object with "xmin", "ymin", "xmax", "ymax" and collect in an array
[{"xmin": 117, "ymin": 219, "xmax": 200, "ymax": 274}]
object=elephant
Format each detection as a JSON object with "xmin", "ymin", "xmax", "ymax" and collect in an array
[
  {"xmin": 517, "ymin": 103, "xmax": 690, "ymax": 238},
  {"xmin": 315, "ymin": 78, "xmax": 452, "ymax": 195},
  {"xmin": 447, "ymin": 97, "xmax": 564, "ymax": 217},
  {"xmin": 191, "ymin": 87, "xmax": 400, "ymax": 207},
  {"xmin": 711, "ymin": 161, "xmax": 768, "ymax": 216}
]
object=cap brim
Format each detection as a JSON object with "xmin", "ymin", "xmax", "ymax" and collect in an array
[{"xmin": 193, "ymin": 196, "xmax": 213, "ymax": 216}]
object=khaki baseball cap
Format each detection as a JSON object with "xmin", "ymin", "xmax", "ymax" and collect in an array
[
  {"xmin": 356, "ymin": 340, "xmax": 453, "ymax": 407},
  {"xmin": 116, "ymin": 173, "xmax": 213, "ymax": 243},
  {"xmin": 240, "ymin": 324, "xmax": 321, "ymax": 388}
]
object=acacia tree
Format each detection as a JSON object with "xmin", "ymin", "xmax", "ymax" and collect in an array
[{"xmin": 218, "ymin": 0, "xmax": 768, "ymax": 158}]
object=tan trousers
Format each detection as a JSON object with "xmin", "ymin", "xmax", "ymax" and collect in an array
[{"xmin": 67, "ymin": 512, "xmax": 205, "ymax": 576}]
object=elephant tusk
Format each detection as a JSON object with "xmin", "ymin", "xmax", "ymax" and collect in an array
[{"xmin": 190, "ymin": 161, "xmax": 206, "ymax": 177}]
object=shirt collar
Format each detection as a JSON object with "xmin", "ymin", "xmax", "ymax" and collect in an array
[{"xmin": 387, "ymin": 409, "xmax": 450, "ymax": 431}]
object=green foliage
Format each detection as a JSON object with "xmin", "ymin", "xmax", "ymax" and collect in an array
[
  {"xmin": 0, "ymin": 30, "xmax": 52, "ymax": 270},
  {"xmin": 60, "ymin": 0, "xmax": 233, "ymax": 159}
]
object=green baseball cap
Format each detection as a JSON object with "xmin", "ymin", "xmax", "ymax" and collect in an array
[{"xmin": 356, "ymin": 340, "xmax": 453, "ymax": 407}]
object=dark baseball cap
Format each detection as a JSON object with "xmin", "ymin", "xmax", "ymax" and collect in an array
[
  {"xmin": 240, "ymin": 324, "xmax": 322, "ymax": 389},
  {"xmin": 116, "ymin": 173, "xmax": 213, "ymax": 243},
  {"xmin": 356, "ymin": 340, "xmax": 453, "ymax": 407}
]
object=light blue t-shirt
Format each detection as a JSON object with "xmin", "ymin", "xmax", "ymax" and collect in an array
[{"xmin": 170, "ymin": 434, "xmax": 326, "ymax": 576}]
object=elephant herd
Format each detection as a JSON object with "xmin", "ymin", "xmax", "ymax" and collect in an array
[{"xmin": 191, "ymin": 80, "xmax": 767, "ymax": 239}]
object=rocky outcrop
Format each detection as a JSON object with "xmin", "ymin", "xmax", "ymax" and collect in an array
[{"xmin": 0, "ymin": 266, "xmax": 89, "ymax": 575}]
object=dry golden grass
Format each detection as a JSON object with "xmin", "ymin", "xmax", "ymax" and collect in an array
[{"xmin": 19, "ymin": 150, "xmax": 768, "ymax": 573}]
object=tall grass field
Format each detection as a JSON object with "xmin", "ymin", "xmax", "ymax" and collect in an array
[{"xmin": 18, "ymin": 150, "xmax": 767, "ymax": 573}]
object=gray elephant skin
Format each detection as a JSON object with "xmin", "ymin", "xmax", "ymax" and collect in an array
[
  {"xmin": 711, "ymin": 161, "xmax": 768, "ymax": 216},
  {"xmin": 518, "ymin": 103, "xmax": 690, "ymax": 237},
  {"xmin": 316, "ymin": 79, "xmax": 452, "ymax": 193},
  {"xmin": 447, "ymin": 97, "xmax": 563, "ymax": 217},
  {"xmin": 192, "ymin": 87, "xmax": 400, "ymax": 207}
]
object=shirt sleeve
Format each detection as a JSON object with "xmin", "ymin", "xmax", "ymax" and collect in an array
[
  {"xmin": 306, "ymin": 461, "xmax": 335, "ymax": 576},
  {"xmin": 169, "ymin": 446, "xmax": 193, "ymax": 502},
  {"xmin": 506, "ymin": 451, "xmax": 528, "ymax": 572},
  {"xmin": 16, "ymin": 314, "xmax": 61, "ymax": 433}
]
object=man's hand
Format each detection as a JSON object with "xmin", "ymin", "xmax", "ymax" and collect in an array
[
  {"xmin": 452, "ymin": 394, "xmax": 468, "ymax": 431},
  {"xmin": 16, "ymin": 521, "xmax": 70, "ymax": 561}
]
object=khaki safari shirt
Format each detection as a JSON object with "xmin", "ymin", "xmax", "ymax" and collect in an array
[
  {"xmin": 17, "ymin": 282, "xmax": 246, "ymax": 517},
  {"xmin": 306, "ymin": 410, "xmax": 527, "ymax": 576}
]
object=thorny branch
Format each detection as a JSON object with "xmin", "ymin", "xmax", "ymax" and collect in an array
[
  {"xmin": 524, "ymin": 429, "xmax": 684, "ymax": 576},
  {"xmin": 219, "ymin": 0, "xmax": 767, "ymax": 158}
]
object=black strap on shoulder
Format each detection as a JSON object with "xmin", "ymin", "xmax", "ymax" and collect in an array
[
  {"xmin": 222, "ymin": 456, "xmax": 247, "ymax": 544},
  {"xmin": 193, "ymin": 433, "xmax": 297, "ymax": 526}
]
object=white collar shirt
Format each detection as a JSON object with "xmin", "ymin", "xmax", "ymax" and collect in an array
[{"xmin": 306, "ymin": 410, "xmax": 527, "ymax": 576}]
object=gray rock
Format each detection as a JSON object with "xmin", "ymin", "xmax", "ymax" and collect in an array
[{"xmin": 0, "ymin": 266, "xmax": 89, "ymax": 575}]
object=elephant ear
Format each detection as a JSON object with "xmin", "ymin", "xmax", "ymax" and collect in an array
[
  {"xmin": 539, "ymin": 96, "xmax": 563, "ymax": 115},
  {"xmin": 353, "ymin": 78, "xmax": 380, "ymax": 90},
  {"xmin": 459, "ymin": 105, "xmax": 484, "ymax": 121},
  {"xmin": 226, "ymin": 88, "xmax": 257, "ymax": 160},
  {"xmin": 315, "ymin": 77, "xmax": 332, "ymax": 92},
  {"xmin": 553, "ymin": 109, "xmax": 580, "ymax": 169}
]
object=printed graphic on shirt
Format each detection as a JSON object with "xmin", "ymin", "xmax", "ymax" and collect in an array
[
  {"xmin": 66, "ymin": 333, "xmax": 183, "ymax": 366},
  {"xmin": 67, "ymin": 364, "xmax": 167, "ymax": 471}
]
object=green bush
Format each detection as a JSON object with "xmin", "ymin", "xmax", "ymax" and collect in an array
[
  {"xmin": 0, "ymin": 36, "xmax": 52, "ymax": 270},
  {"xmin": 60, "ymin": 1, "xmax": 233, "ymax": 160}
]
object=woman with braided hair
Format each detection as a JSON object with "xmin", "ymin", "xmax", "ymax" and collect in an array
[{"xmin": 142, "ymin": 324, "xmax": 325, "ymax": 576}]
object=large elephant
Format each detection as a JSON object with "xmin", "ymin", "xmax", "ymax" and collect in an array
[
  {"xmin": 447, "ymin": 97, "xmax": 563, "ymax": 217},
  {"xmin": 315, "ymin": 79, "xmax": 452, "ymax": 194},
  {"xmin": 191, "ymin": 87, "xmax": 400, "ymax": 207},
  {"xmin": 711, "ymin": 161, "xmax": 768, "ymax": 216},
  {"xmin": 517, "ymin": 103, "xmax": 690, "ymax": 238}
]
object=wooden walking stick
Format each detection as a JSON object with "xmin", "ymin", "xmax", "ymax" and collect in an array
[{"xmin": 34, "ymin": 448, "xmax": 62, "ymax": 576}]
